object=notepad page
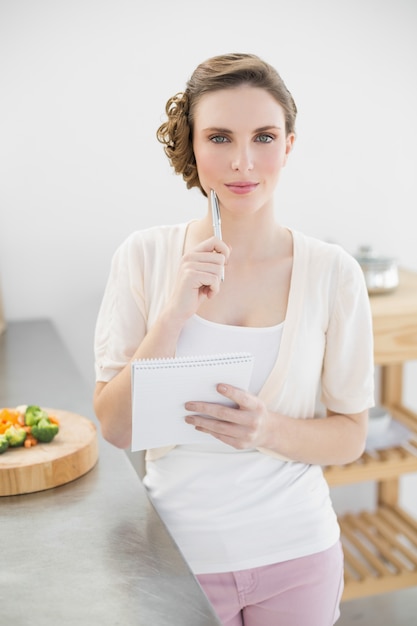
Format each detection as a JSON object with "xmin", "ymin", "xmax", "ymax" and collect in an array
[{"xmin": 131, "ymin": 353, "xmax": 254, "ymax": 450}]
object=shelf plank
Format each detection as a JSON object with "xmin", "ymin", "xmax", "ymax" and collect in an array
[
  {"xmin": 380, "ymin": 505, "xmax": 417, "ymax": 539},
  {"xmin": 324, "ymin": 447, "xmax": 417, "ymax": 486}
]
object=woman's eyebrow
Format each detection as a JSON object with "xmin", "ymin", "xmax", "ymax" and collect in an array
[
  {"xmin": 254, "ymin": 125, "xmax": 283, "ymax": 132},
  {"xmin": 202, "ymin": 125, "xmax": 282, "ymax": 133},
  {"xmin": 202, "ymin": 127, "xmax": 232, "ymax": 133}
]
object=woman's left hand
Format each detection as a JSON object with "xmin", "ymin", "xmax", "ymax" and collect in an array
[{"xmin": 184, "ymin": 384, "xmax": 271, "ymax": 449}]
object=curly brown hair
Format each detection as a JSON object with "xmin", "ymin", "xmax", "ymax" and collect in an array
[{"xmin": 156, "ymin": 53, "xmax": 297, "ymax": 197}]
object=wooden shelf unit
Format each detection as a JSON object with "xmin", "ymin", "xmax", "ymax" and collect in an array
[{"xmin": 324, "ymin": 269, "xmax": 417, "ymax": 601}]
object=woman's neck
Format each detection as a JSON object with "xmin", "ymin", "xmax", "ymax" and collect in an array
[{"xmin": 189, "ymin": 209, "xmax": 289, "ymax": 263}]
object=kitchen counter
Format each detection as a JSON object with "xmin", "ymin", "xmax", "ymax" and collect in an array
[{"xmin": 0, "ymin": 320, "xmax": 221, "ymax": 626}]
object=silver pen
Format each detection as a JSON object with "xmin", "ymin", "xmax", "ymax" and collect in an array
[{"xmin": 210, "ymin": 189, "xmax": 224, "ymax": 281}]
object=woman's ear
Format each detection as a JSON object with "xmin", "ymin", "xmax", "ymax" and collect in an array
[{"xmin": 283, "ymin": 133, "xmax": 296, "ymax": 165}]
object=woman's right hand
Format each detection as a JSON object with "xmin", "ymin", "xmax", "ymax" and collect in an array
[{"xmin": 167, "ymin": 236, "xmax": 230, "ymax": 322}]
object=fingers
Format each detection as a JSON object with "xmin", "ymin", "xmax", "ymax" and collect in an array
[
  {"xmin": 187, "ymin": 418, "xmax": 250, "ymax": 450},
  {"xmin": 184, "ymin": 385, "xmax": 263, "ymax": 449},
  {"xmin": 216, "ymin": 384, "xmax": 259, "ymax": 411},
  {"xmin": 185, "ymin": 385, "xmax": 258, "ymax": 419},
  {"xmin": 194, "ymin": 236, "xmax": 230, "ymax": 258},
  {"xmin": 168, "ymin": 235, "xmax": 230, "ymax": 321},
  {"xmin": 182, "ymin": 240, "xmax": 229, "ymax": 277},
  {"xmin": 180, "ymin": 238, "xmax": 229, "ymax": 298},
  {"xmin": 183, "ymin": 255, "xmax": 226, "ymax": 278}
]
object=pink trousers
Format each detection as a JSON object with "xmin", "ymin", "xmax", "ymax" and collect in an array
[{"xmin": 196, "ymin": 541, "xmax": 344, "ymax": 626}]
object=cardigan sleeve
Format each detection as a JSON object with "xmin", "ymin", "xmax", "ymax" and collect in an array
[
  {"xmin": 320, "ymin": 250, "xmax": 375, "ymax": 414},
  {"xmin": 94, "ymin": 223, "xmax": 187, "ymax": 384},
  {"xmin": 94, "ymin": 232, "xmax": 148, "ymax": 382}
]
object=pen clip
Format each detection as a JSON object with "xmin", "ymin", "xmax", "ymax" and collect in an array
[{"xmin": 210, "ymin": 189, "xmax": 222, "ymax": 240}]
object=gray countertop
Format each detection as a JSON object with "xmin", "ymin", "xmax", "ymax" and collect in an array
[{"xmin": 0, "ymin": 320, "xmax": 221, "ymax": 626}]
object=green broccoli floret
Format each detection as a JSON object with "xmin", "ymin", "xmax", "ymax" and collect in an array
[
  {"xmin": 0, "ymin": 434, "xmax": 9, "ymax": 454},
  {"xmin": 25, "ymin": 405, "xmax": 49, "ymax": 427},
  {"xmin": 31, "ymin": 417, "xmax": 59, "ymax": 443},
  {"xmin": 5, "ymin": 425, "xmax": 27, "ymax": 447}
]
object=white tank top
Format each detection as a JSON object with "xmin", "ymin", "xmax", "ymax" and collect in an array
[{"xmin": 176, "ymin": 314, "xmax": 283, "ymax": 395}]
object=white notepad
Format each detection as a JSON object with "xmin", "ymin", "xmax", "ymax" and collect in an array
[{"xmin": 131, "ymin": 352, "xmax": 254, "ymax": 450}]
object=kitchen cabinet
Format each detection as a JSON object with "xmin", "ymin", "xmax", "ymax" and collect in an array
[{"xmin": 324, "ymin": 269, "xmax": 417, "ymax": 600}]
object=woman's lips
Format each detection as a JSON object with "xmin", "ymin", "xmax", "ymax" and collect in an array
[{"xmin": 225, "ymin": 182, "xmax": 258, "ymax": 195}]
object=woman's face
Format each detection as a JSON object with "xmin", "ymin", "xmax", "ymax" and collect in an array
[{"xmin": 192, "ymin": 85, "xmax": 294, "ymax": 214}]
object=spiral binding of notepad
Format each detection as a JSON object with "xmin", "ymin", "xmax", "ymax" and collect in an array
[{"xmin": 132, "ymin": 352, "xmax": 253, "ymax": 370}]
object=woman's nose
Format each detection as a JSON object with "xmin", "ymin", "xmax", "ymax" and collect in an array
[{"xmin": 231, "ymin": 144, "xmax": 254, "ymax": 171}]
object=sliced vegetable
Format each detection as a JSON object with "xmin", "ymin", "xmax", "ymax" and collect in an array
[
  {"xmin": 25, "ymin": 405, "xmax": 49, "ymax": 427},
  {"xmin": 24, "ymin": 433, "xmax": 38, "ymax": 448},
  {"xmin": 0, "ymin": 408, "xmax": 20, "ymax": 433},
  {"xmin": 31, "ymin": 417, "xmax": 59, "ymax": 443},
  {"xmin": 4, "ymin": 425, "xmax": 27, "ymax": 447}
]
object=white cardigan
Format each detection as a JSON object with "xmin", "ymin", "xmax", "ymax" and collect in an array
[{"xmin": 94, "ymin": 223, "xmax": 375, "ymax": 461}]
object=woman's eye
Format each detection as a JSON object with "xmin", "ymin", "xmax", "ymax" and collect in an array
[
  {"xmin": 210, "ymin": 135, "xmax": 229, "ymax": 144},
  {"xmin": 256, "ymin": 134, "xmax": 274, "ymax": 143}
]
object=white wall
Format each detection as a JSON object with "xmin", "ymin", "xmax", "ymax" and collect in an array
[{"xmin": 1, "ymin": 0, "xmax": 416, "ymax": 510}]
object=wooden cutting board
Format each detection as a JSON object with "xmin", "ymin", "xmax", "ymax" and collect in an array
[{"xmin": 0, "ymin": 409, "xmax": 99, "ymax": 496}]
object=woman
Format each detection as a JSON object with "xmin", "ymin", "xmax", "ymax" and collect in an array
[{"xmin": 94, "ymin": 53, "xmax": 374, "ymax": 625}]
